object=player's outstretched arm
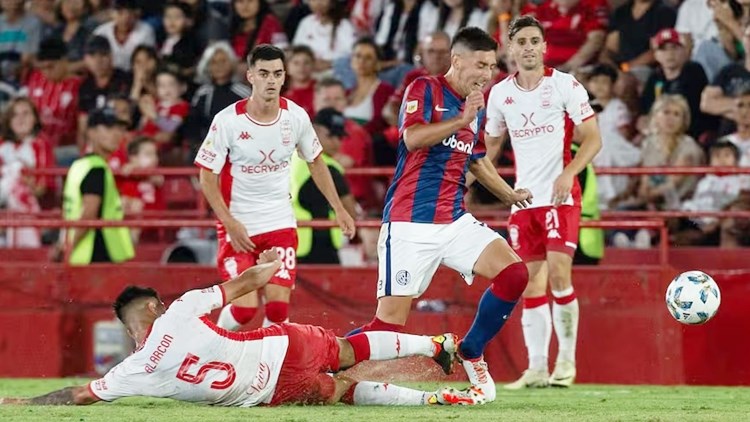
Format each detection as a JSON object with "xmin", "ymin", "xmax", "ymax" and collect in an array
[
  {"xmin": 403, "ymin": 91, "xmax": 484, "ymax": 151},
  {"xmin": 1, "ymin": 385, "xmax": 99, "ymax": 406},
  {"xmin": 307, "ymin": 156, "xmax": 356, "ymax": 238},
  {"xmin": 221, "ymin": 249, "xmax": 282, "ymax": 303},
  {"xmin": 469, "ymin": 156, "xmax": 532, "ymax": 208}
]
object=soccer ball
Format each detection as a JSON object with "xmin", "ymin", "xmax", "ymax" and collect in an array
[{"xmin": 665, "ymin": 271, "xmax": 721, "ymax": 325}]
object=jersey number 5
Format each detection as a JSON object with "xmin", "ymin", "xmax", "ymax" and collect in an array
[{"xmin": 176, "ymin": 353, "xmax": 236, "ymax": 390}]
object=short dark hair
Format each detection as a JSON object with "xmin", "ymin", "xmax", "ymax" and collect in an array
[
  {"xmin": 127, "ymin": 136, "xmax": 155, "ymax": 156},
  {"xmin": 316, "ymin": 76, "xmax": 346, "ymax": 91},
  {"xmin": 451, "ymin": 27, "xmax": 497, "ymax": 52},
  {"xmin": 288, "ymin": 45, "xmax": 315, "ymax": 61},
  {"xmin": 247, "ymin": 44, "xmax": 285, "ymax": 67},
  {"xmin": 113, "ymin": 286, "xmax": 161, "ymax": 322},
  {"xmin": 353, "ymin": 36, "xmax": 384, "ymax": 60},
  {"xmin": 711, "ymin": 139, "xmax": 741, "ymax": 161},
  {"xmin": 508, "ymin": 15, "xmax": 545, "ymax": 40},
  {"xmin": 589, "ymin": 63, "xmax": 618, "ymax": 84},
  {"xmin": 164, "ymin": 0, "xmax": 192, "ymax": 19}
]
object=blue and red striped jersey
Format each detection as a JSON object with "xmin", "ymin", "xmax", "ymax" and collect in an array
[{"xmin": 383, "ymin": 75, "xmax": 486, "ymax": 224}]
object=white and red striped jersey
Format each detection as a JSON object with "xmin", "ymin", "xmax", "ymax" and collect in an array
[
  {"xmin": 194, "ymin": 98, "xmax": 322, "ymax": 237},
  {"xmin": 88, "ymin": 286, "xmax": 290, "ymax": 407},
  {"xmin": 24, "ymin": 70, "xmax": 81, "ymax": 148},
  {"xmin": 485, "ymin": 68, "xmax": 595, "ymax": 212}
]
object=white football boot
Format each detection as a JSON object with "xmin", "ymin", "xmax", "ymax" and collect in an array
[
  {"xmin": 549, "ymin": 360, "xmax": 576, "ymax": 388},
  {"xmin": 504, "ymin": 369, "xmax": 550, "ymax": 390}
]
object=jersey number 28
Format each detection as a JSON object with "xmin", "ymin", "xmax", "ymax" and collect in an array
[{"xmin": 176, "ymin": 353, "xmax": 236, "ymax": 390}]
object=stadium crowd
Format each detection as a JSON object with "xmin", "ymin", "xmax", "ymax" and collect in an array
[{"xmin": 1, "ymin": 0, "xmax": 750, "ymax": 255}]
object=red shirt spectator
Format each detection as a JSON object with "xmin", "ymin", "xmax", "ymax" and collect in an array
[
  {"xmin": 231, "ymin": 9, "xmax": 288, "ymax": 59},
  {"xmin": 118, "ymin": 177, "xmax": 166, "ymax": 211},
  {"xmin": 140, "ymin": 100, "xmax": 190, "ymax": 138},
  {"xmin": 522, "ymin": 0, "xmax": 609, "ymax": 68},
  {"xmin": 284, "ymin": 80, "xmax": 316, "ymax": 118},
  {"xmin": 25, "ymin": 70, "xmax": 81, "ymax": 148}
]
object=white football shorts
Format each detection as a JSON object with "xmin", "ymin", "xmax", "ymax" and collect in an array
[{"xmin": 376, "ymin": 213, "xmax": 504, "ymax": 298}]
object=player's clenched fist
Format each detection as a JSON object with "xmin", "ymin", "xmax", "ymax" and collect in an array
[{"xmin": 462, "ymin": 90, "xmax": 485, "ymax": 124}]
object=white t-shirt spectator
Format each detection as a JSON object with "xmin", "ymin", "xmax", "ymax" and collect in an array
[
  {"xmin": 292, "ymin": 15, "xmax": 356, "ymax": 62},
  {"xmin": 682, "ymin": 174, "xmax": 749, "ymax": 227},
  {"xmin": 93, "ymin": 21, "xmax": 156, "ymax": 71},
  {"xmin": 675, "ymin": 0, "xmax": 718, "ymax": 55},
  {"xmin": 725, "ymin": 133, "xmax": 750, "ymax": 166},
  {"xmin": 418, "ymin": 3, "xmax": 487, "ymax": 41}
]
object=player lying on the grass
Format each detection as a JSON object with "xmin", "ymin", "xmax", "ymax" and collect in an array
[{"xmin": 0, "ymin": 249, "xmax": 483, "ymax": 407}]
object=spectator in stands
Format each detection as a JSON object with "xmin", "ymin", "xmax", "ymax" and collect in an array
[
  {"xmin": 50, "ymin": 0, "xmax": 96, "ymax": 74},
  {"xmin": 180, "ymin": 0, "xmax": 230, "ymax": 49},
  {"xmin": 291, "ymin": 107, "xmax": 357, "ymax": 264},
  {"xmin": 292, "ymin": 0, "xmax": 356, "ymax": 71},
  {"xmin": 183, "ymin": 42, "xmax": 250, "ymax": 163},
  {"xmin": 600, "ymin": 0, "xmax": 676, "ymax": 81},
  {"xmin": 93, "ymin": 0, "xmax": 156, "ymax": 71},
  {"xmin": 283, "ymin": 45, "xmax": 316, "ymax": 118},
  {"xmin": 24, "ymin": 37, "xmax": 81, "ymax": 166},
  {"xmin": 0, "ymin": 0, "xmax": 43, "ymax": 86},
  {"xmin": 672, "ymin": 140, "xmax": 748, "ymax": 245},
  {"xmin": 0, "ymin": 98, "xmax": 52, "ymax": 247},
  {"xmin": 160, "ymin": 1, "xmax": 201, "ymax": 80},
  {"xmin": 230, "ymin": 0, "xmax": 288, "ymax": 63},
  {"xmin": 314, "ymin": 77, "xmax": 374, "ymax": 210},
  {"xmin": 104, "ymin": 94, "xmax": 137, "ymax": 172},
  {"xmin": 345, "ymin": 37, "xmax": 394, "ymax": 136},
  {"xmin": 30, "ymin": 0, "xmax": 58, "ymax": 36},
  {"xmin": 486, "ymin": 0, "xmax": 514, "ymax": 58},
  {"xmin": 641, "ymin": 28, "xmax": 715, "ymax": 139},
  {"xmin": 78, "ymin": 35, "xmax": 132, "ymax": 150},
  {"xmin": 118, "ymin": 136, "xmax": 164, "ymax": 243},
  {"xmin": 374, "ymin": 0, "xmax": 425, "ymax": 67},
  {"xmin": 350, "ymin": 0, "xmax": 386, "ymax": 34},
  {"xmin": 585, "ymin": 64, "xmax": 640, "ymax": 209},
  {"xmin": 138, "ymin": 65, "xmax": 189, "ymax": 163},
  {"xmin": 55, "ymin": 107, "xmax": 134, "ymax": 265},
  {"xmin": 701, "ymin": 23, "xmax": 750, "ymax": 135},
  {"xmin": 690, "ymin": 0, "xmax": 742, "ymax": 83},
  {"xmin": 129, "ymin": 45, "xmax": 159, "ymax": 102},
  {"xmin": 521, "ymin": 0, "xmax": 609, "ymax": 71},
  {"xmin": 418, "ymin": 0, "xmax": 487, "ymax": 41},
  {"xmin": 725, "ymin": 88, "xmax": 750, "ymax": 164},
  {"xmin": 676, "ymin": 0, "xmax": 718, "ymax": 57},
  {"xmin": 385, "ymin": 31, "xmax": 451, "ymax": 126}
]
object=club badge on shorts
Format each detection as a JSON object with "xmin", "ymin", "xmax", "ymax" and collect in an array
[{"xmin": 396, "ymin": 270, "xmax": 411, "ymax": 286}]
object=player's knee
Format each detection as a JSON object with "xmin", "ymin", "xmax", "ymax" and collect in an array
[
  {"xmin": 490, "ymin": 261, "xmax": 529, "ymax": 302},
  {"xmin": 265, "ymin": 301, "xmax": 288, "ymax": 323}
]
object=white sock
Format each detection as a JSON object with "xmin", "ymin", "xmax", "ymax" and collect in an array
[
  {"xmin": 216, "ymin": 305, "xmax": 241, "ymax": 331},
  {"xmin": 364, "ymin": 332, "xmax": 435, "ymax": 360},
  {"xmin": 263, "ymin": 317, "xmax": 289, "ymax": 327},
  {"xmin": 351, "ymin": 382, "xmax": 430, "ymax": 405},
  {"xmin": 522, "ymin": 300, "xmax": 552, "ymax": 372},
  {"xmin": 552, "ymin": 288, "xmax": 579, "ymax": 364}
]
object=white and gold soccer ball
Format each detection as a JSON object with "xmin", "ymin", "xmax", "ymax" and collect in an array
[{"xmin": 665, "ymin": 271, "xmax": 721, "ymax": 325}]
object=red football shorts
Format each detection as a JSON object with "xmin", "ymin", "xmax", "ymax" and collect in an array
[
  {"xmin": 216, "ymin": 226, "xmax": 298, "ymax": 287},
  {"xmin": 269, "ymin": 323, "xmax": 341, "ymax": 405},
  {"xmin": 507, "ymin": 205, "xmax": 581, "ymax": 261}
]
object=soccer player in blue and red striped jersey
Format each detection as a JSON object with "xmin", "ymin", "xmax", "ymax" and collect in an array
[{"xmin": 347, "ymin": 27, "xmax": 533, "ymax": 402}]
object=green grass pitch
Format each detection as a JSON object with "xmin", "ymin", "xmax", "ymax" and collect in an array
[{"xmin": 1, "ymin": 379, "xmax": 749, "ymax": 422}]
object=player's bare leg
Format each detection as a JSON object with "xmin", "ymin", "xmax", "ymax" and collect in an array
[
  {"xmin": 505, "ymin": 260, "xmax": 552, "ymax": 390},
  {"xmin": 547, "ymin": 251, "xmax": 577, "ymax": 387},
  {"xmin": 457, "ymin": 238, "xmax": 528, "ymax": 402},
  {"xmin": 374, "ymin": 296, "xmax": 413, "ymax": 326},
  {"xmin": 217, "ymin": 290, "xmax": 259, "ymax": 330},
  {"xmin": 263, "ymin": 284, "xmax": 291, "ymax": 326}
]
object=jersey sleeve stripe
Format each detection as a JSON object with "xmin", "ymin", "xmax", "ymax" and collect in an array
[
  {"xmin": 581, "ymin": 113, "xmax": 596, "ymax": 123},
  {"xmin": 194, "ymin": 161, "xmax": 214, "ymax": 172}
]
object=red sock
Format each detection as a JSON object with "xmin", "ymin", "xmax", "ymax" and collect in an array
[
  {"xmin": 523, "ymin": 295, "xmax": 549, "ymax": 308},
  {"xmin": 489, "ymin": 261, "xmax": 529, "ymax": 302},
  {"xmin": 229, "ymin": 305, "xmax": 258, "ymax": 324},
  {"xmin": 553, "ymin": 292, "xmax": 576, "ymax": 305},
  {"xmin": 265, "ymin": 301, "xmax": 288, "ymax": 323},
  {"xmin": 361, "ymin": 317, "xmax": 405, "ymax": 333},
  {"xmin": 347, "ymin": 333, "xmax": 371, "ymax": 363}
]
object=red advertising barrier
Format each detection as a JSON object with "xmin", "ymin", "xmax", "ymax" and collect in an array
[{"xmin": 0, "ymin": 263, "xmax": 747, "ymax": 385}]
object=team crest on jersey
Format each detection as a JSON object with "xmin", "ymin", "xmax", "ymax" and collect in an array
[
  {"xmin": 540, "ymin": 84, "xmax": 553, "ymax": 109},
  {"xmin": 280, "ymin": 119, "xmax": 292, "ymax": 146},
  {"xmin": 406, "ymin": 100, "xmax": 418, "ymax": 114},
  {"xmin": 509, "ymin": 224, "xmax": 520, "ymax": 250}
]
